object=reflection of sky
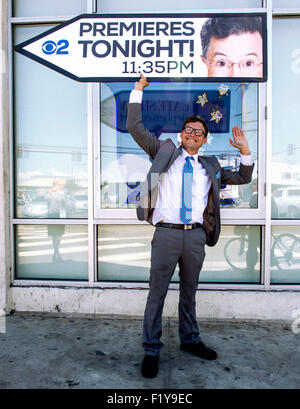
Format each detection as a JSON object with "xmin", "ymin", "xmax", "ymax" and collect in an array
[
  {"xmin": 101, "ymin": 81, "xmax": 258, "ymax": 181},
  {"xmin": 15, "ymin": 25, "xmax": 88, "ymax": 184},
  {"xmin": 273, "ymin": 19, "xmax": 300, "ymax": 165}
]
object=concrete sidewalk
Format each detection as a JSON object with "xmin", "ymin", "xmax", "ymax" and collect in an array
[{"xmin": 0, "ymin": 313, "xmax": 299, "ymax": 389}]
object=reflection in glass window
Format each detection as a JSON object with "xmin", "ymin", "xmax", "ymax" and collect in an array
[
  {"xmin": 15, "ymin": 225, "xmax": 88, "ymax": 280},
  {"xmin": 13, "ymin": 0, "xmax": 87, "ymax": 17},
  {"xmin": 272, "ymin": 18, "xmax": 300, "ymax": 219},
  {"xmin": 14, "ymin": 26, "xmax": 88, "ymax": 219},
  {"xmin": 203, "ymin": 225, "xmax": 260, "ymax": 283},
  {"xmin": 271, "ymin": 226, "xmax": 300, "ymax": 284},
  {"xmin": 97, "ymin": 225, "xmax": 154, "ymax": 281},
  {"xmin": 273, "ymin": 0, "xmax": 300, "ymax": 7},
  {"xmin": 97, "ymin": 0, "xmax": 261, "ymax": 12},
  {"xmin": 97, "ymin": 225, "xmax": 260, "ymax": 283},
  {"xmin": 100, "ymin": 82, "xmax": 258, "ymax": 211}
]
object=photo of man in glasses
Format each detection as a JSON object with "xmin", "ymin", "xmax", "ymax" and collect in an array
[{"xmin": 200, "ymin": 16, "xmax": 263, "ymax": 78}]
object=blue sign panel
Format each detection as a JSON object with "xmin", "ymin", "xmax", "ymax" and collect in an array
[{"xmin": 115, "ymin": 90, "xmax": 230, "ymax": 136}]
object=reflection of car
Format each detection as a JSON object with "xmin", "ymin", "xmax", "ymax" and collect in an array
[
  {"xmin": 273, "ymin": 187, "xmax": 300, "ymax": 217},
  {"xmin": 219, "ymin": 165, "xmax": 241, "ymax": 207},
  {"xmin": 17, "ymin": 191, "xmax": 31, "ymax": 205},
  {"xmin": 22, "ymin": 196, "xmax": 48, "ymax": 218},
  {"xmin": 71, "ymin": 194, "xmax": 88, "ymax": 215},
  {"xmin": 219, "ymin": 185, "xmax": 241, "ymax": 207}
]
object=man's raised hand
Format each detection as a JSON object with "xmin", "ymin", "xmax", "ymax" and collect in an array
[
  {"xmin": 134, "ymin": 73, "xmax": 149, "ymax": 91},
  {"xmin": 229, "ymin": 126, "xmax": 250, "ymax": 155}
]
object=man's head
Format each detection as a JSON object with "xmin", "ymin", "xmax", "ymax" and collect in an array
[
  {"xmin": 180, "ymin": 115, "xmax": 208, "ymax": 155},
  {"xmin": 200, "ymin": 17, "xmax": 263, "ymax": 77},
  {"xmin": 52, "ymin": 179, "xmax": 65, "ymax": 190}
]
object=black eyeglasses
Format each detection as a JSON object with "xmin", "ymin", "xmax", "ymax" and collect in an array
[{"xmin": 183, "ymin": 126, "xmax": 207, "ymax": 137}]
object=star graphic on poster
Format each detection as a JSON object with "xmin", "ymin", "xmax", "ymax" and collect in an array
[
  {"xmin": 196, "ymin": 92, "xmax": 208, "ymax": 107},
  {"xmin": 218, "ymin": 84, "xmax": 229, "ymax": 97},
  {"xmin": 210, "ymin": 110, "xmax": 223, "ymax": 123}
]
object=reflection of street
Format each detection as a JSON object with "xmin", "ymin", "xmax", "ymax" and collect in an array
[
  {"xmin": 98, "ymin": 225, "xmax": 154, "ymax": 281},
  {"xmin": 16, "ymin": 225, "xmax": 268, "ymax": 283},
  {"xmin": 203, "ymin": 228, "xmax": 260, "ymax": 283},
  {"xmin": 17, "ymin": 189, "xmax": 88, "ymax": 219},
  {"xmin": 16, "ymin": 225, "xmax": 88, "ymax": 280},
  {"xmin": 97, "ymin": 225, "xmax": 261, "ymax": 283},
  {"xmin": 224, "ymin": 227, "xmax": 259, "ymax": 273},
  {"xmin": 271, "ymin": 232, "xmax": 300, "ymax": 283},
  {"xmin": 273, "ymin": 187, "xmax": 300, "ymax": 218},
  {"xmin": 18, "ymin": 225, "xmax": 300, "ymax": 283},
  {"xmin": 16, "ymin": 142, "xmax": 88, "ymax": 218},
  {"xmin": 222, "ymin": 226, "xmax": 300, "ymax": 283}
]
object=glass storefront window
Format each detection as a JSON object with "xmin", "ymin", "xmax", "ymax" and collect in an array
[
  {"xmin": 99, "ymin": 82, "xmax": 258, "ymax": 212},
  {"xmin": 271, "ymin": 226, "xmax": 300, "ymax": 284},
  {"xmin": 13, "ymin": 0, "xmax": 87, "ymax": 17},
  {"xmin": 97, "ymin": 225, "xmax": 261, "ymax": 283},
  {"xmin": 272, "ymin": 18, "xmax": 300, "ymax": 219},
  {"xmin": 273, "ymin": 0, "xmax": 300, "ymax": 7},
  {"xmin": 14, "ymin": 26, "xmax": 88, "ymax": 219},
  {"xmin": 97, "ymin": 224, "xmax": 154, "ymax": 281},
  {"xmin": 11, "ymin": 2, "xmax": 265, "ymax": 285},
  {"xmin": 15, "ymin": 224, "xmax": 88, "ymax": 280},
  {"xmin": 98, "ymin": 0, "xmax": 262, "ymax": 12}
]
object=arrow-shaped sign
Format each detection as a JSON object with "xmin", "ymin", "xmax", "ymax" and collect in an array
[{"xmin": 15, "ymin": 13, "xmax": 267, "ymax": 83}]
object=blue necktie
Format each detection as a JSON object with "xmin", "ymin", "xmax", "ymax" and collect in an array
[{"xmin": 180, "ymin": 156, "xmax": 194, "ymax": 224}]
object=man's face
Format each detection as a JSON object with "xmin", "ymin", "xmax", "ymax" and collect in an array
[
  {"xmin": 202, "ymin": 31, "xmax": 263, "ymax": 77},
  {"xmin": 180, "ymin": 121, "xmax": 207, "ymax": 155}
]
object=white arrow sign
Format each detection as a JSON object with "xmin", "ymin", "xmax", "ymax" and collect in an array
[{"xmin": 15, "ymin": 13, "xmax": 267, "ymax": 82}]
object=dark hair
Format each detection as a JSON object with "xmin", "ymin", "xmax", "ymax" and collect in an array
[
  {"xmin": 181, "ymin": 115, "xmax": 208, "ymax": 135},
  {"xmin": 201, "ymin": 17, "xmax": 262, "ymax": 59}
]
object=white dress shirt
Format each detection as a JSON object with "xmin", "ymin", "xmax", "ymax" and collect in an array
[
  {"xmin": 129, "ymin": 89, "xmax": 253, "ymax": 225},
  {"xmin": 152, "ymin": 149, "xmax": 211, "ymax": 225}
]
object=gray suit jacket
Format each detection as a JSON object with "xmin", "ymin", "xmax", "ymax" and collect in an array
[{"xmin": 126, "ymin": 103, "xmax": 254, "ymax": 247}]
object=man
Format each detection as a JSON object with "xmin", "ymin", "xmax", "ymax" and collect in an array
[
  {"xmin": 200, "ymin": 17, "xmax": 263, "ymax": 77},
  {"xmin": 126, "ymin": 74, "xmax": 254, "ymax": 378}
]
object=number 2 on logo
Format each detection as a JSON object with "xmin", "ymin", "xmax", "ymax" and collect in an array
[{"xmin": 56, "ymin": 40, "xmax": 69, "ymax": 55}]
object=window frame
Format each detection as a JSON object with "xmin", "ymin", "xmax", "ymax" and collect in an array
[
  {"xmin": 94, "ymin": 81, "xmax": 266, "ymax": 221},
  {"xmin": 268, "ymin": 7, "xmax": 300, "ymax": 289},
  {"xmin": 9, "ymin": 0, "xmax": 300, "ymax": 290}
]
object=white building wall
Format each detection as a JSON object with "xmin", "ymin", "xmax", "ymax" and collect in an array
[
  {"xmin": 10, "ymin": 287, "xmax": 300, "ymax": 322},
  {"xmin": 0, "ymin": 0, "xmax": 11, "ymax": 321}
]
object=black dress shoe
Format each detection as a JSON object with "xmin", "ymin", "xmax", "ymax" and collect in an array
[
  {"xmin": 141, "ymin": 355, "xmax": 159, "ymax": 378},
  {"xmin": 180, "ymin": 341, "xmax": 217, "ymax": 360}
]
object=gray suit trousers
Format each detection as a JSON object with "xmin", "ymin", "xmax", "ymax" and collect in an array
[{"xmin": 143, "ymin": 225, "xmax": 206, "ymax": 356}]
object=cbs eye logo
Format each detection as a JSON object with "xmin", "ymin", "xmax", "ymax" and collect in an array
[{"xmin": 42, "ymin": 40, "xmax": 69, "ymax": 55}]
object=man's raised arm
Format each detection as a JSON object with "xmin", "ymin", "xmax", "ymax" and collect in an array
[
  {"xmin": 221, "ymin": 125, "xmax": 254, "ymax": 185},
  {"xmin": 126, "ymin": 74, "xmax": 161, "ymax": 159}
]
